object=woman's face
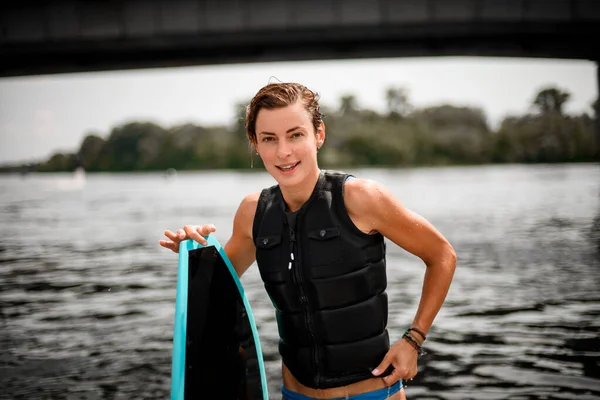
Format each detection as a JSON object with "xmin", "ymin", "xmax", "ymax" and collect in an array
[{"xmin": 254, "ymin": 101, "xmax": 324, "ymax": 187}]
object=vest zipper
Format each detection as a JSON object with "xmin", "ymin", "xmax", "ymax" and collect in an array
[{"xmin": 288, "ymin": 223, "xmax": 321, "ymax": 387}]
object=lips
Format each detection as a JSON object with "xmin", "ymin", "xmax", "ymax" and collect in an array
[{"xmin": 276, "ymin": 161, "xmax": 300, "ymax": 172}]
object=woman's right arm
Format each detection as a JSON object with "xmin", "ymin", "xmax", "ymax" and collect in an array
[
  {"xmin": 159, "ymin": 192, "xmax": 259, "ymax": 278},
  {"xmin": 224, "ymin": 192, "xmax": 258, "ymax": 277}
]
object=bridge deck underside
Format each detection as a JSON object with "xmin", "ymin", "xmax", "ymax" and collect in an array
[{"xmin": 0, "ymin": 0, "xmax": 599, "ymax": 77}]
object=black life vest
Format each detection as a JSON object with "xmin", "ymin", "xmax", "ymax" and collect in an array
[{"xmin": 252, "ymin": 170, "xmax": 390, "ymax": 389}]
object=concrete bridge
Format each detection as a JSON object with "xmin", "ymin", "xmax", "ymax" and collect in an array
[
  {"xmin": 1, "ymin": 0, "xmax": 599, "ymax": 77},
  {"xmin": 1, "ymin": 0, "xmax": 599, "ymax": 153}
]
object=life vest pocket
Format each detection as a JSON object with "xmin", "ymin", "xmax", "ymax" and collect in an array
[
  {"xmin": 255, "ymin": 234, "xmax": 287, "ymax": 281},
  {"xmin": 256, "ymin": 235, "xmax": 282, "ymax": 249},
  {"xmin": 307, "ymin": 227, "xmax": 340, "ymax": 241},
  {"xmin": 307, "ymin": 227, "xmax": 343, "ymax": 267}
]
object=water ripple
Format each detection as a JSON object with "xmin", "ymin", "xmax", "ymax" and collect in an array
[{"xmin": 1, "ymin": 165, "xmax": 599, "ymax": 399}]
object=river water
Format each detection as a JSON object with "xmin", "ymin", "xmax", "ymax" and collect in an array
[{"xmin": 1, "ymin": 164, "xmax": 599, "ymax": 400}]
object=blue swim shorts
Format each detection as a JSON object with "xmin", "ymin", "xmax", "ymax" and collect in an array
[{"xmin": 282, "ymin": 380, "xmax": 402, "ymax": 400}]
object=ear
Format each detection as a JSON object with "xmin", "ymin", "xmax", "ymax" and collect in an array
[{"xmin": 316, "ymin": 122, "xmax": 326, "ymax": 149}]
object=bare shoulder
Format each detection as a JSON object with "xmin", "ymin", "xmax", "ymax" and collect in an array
[
  {"xmin": 235, "ymin": 191, "xmax": 261, "ymax": 225},
  {"xmin": 343, "ymin": 177, "xmax": 388, "ymax": 215},
  {"xmin": 240, "ymin": 191, "xmax": 260, "ymax": 210},
  {"xmin": 343, "ymin": 177, "xmax": 393, "ymax": 234}
]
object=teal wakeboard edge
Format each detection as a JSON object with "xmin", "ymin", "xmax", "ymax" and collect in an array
[{"xmin": 170, "ymin": 237, "xmax": 269, "ymax": 400}]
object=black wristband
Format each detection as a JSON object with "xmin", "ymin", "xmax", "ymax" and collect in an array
[
  {"xmin": 408, "ymin": 327, "xmax": 427, "ymax": 341},
  {"xmin": 402, "ymin": 331, "xmax": 426, "ymax": 356}
]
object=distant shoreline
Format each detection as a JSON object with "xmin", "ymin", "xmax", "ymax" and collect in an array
[{"xmin": 2, "ymin": 161, "xmax": 598, "ymax": 175}]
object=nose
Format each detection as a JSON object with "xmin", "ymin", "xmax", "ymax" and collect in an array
[{"xmin": 276, "ymin": 140, "xmax": 292, "ymax": 159}]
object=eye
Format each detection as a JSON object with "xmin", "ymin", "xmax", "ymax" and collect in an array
[
  {"xmin": 261, "ymin": 136, "xmax": 275, "ymax": 142},
  {"xmin": 291, "ymin": 132, "xmax": 303, "ymax": 139}
]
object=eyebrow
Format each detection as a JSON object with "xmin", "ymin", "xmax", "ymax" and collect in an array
[{"xmin": 258, "ymin": 126, "xmax": 304, "ymax": 136}]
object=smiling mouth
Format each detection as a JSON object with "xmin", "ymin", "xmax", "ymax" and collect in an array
[{"xmin": 276, "ymin": 162, "xmax": 300, "ymax": 172}]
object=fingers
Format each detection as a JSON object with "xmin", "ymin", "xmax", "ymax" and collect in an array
[
  {"xmin": 161, "ymin": 225, "xmax": 217, "ymax": 251},
  {"xmin": 163, "ymin": 229, "xmax": 181, "ymax": 241},
  {"xmin": 382, "ymin": 368, "xmax": 417, "ymax": 386},
  {"xmin": 371, "ymin": 353, "xmax": 393, "ymax": 377},
  {"xmin": 161, "ymin": 229, "xmax": 183, "ymax": 253},
  {"xmin": 382, "ymin": 368, "xmax": 403, "ymax": 386},
  {"xmin": 387, "ymin": 365, "xmax": 418, "ymax": 386},
  {"xmin": 158, "ymin": 239, "xmax": 179, "ymax": 253},
  {"xmin": 380, "ymin": 365, "xmax": 418, "ymax": 386},
  {"xmin": 183, "ymin": 224, "xmax": 216, "ymax": 246},
  {"xmin": 184, "ymin": 227, "xmax": 203, "ymax": 245},
  {"xmin": 372, "ymin": 345, "xmax": 418, "ymax": 386},
  {"xmin": 196, "ymin": 224, "xmax": 216, "ymax": 240}
]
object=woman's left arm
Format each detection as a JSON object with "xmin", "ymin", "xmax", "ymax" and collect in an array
[{"xmin": 344, "ymin": 178, "xmax": 457, "ymax": 383}]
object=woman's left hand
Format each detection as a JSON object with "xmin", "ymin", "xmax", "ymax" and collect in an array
[{"xmin": 371, "ymin": 338, "xmax": 418, "ymax": 385}]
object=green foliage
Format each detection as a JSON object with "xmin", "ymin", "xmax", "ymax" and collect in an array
[
  {"xmin": 38, "ymin": 152, "xmax": 78, "ymax": 172},
  {"xmin": 532, "ymin": 86, "xmax": 571, "ymax": 115},
  {"xmin": 24, "ymin": 85, "xmax": 598, "ymax": 172},
  {"xmin": 96, "ymin": 121, "xmax": 167, "ymax": 171},
  {"xmin": 385, "ymin": 87, "xmax": 412, "ymax": 117},
  {"xmin": 492, "ymin": 113, "xmax": 596, "ymax": 163},
  {"xmin": 78, "ymin": 133, "xmax": 105, "ymax": 171}
]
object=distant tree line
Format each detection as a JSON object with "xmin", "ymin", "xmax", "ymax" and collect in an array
[{"xmin": 2, "ymin": 85, "xmax": 597, "ymax": 173}]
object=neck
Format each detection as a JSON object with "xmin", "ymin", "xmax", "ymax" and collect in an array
[{"xmin": 280, "ymin": 168, "xmax": 321, "ymax": 212}]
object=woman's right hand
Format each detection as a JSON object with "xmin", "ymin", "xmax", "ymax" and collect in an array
[{"xmin": 159, "ymin": 224, "xmax": 217, "ymax": 253}]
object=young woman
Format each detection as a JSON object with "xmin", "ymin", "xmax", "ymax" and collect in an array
[{"xmin": 159, "ymin": 82, "xmax": 457, "ymax": 399}]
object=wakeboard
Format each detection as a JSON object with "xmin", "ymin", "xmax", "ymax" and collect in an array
[{"xmin": 170, "ymin": 237, "xmax": 269, "ymax": 399}]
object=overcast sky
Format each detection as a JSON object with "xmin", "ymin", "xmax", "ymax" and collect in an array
[{"xmin": 0, "ymin": 56, "xmax": 597, "ymax": 164}]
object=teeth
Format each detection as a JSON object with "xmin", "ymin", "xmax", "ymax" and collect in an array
[{"xmin": 280, "ymin": 163, "xmax": 297, "ymax": 170}]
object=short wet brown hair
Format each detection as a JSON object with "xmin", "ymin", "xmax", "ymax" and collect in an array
[{"xmin": 245, "ymin": 82, "xmax": 323, "ymax": 144}]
